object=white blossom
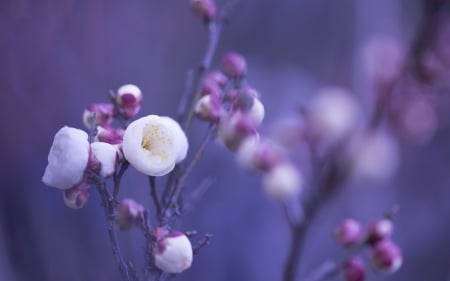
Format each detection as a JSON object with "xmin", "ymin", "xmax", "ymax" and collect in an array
[
  {"xmin": 122, "ymin": 115, "xmax": 188, "ymax": 176},
  {"xmin": 42, "ymin": 126, "xmax": 90, "ymax": 190},
  {"xmin": 154, "ymin": 232, "xmax": 193, "ymax": 273},
  {"xmin": 90, "ymin": 142, "xmax": 119, "ymax": 178},
  {"xmin": 262, "ymin": 164, "xmax": 302, "ymax": 201},
  {"xmin": 248, "ymin": 98, "xmax": 265, "ymax": 125}
]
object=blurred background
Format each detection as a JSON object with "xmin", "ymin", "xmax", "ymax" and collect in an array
[{"xmin": 1, "ymin": 0, "xmax": 450, "ymax": 280}]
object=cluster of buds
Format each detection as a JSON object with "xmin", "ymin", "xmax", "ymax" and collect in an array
[
  {"xmin": 42, "ymin": 84, "xmax": 189, "ymax": 209},
  {"xmin": 335, "ymin": 213, "xmax": 403, "ymax": 281}
]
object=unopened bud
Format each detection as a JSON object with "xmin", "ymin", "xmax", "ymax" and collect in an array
[
  {"xmin": 200, "ymin": 79, "xmax": 222, "ymax": 97},
  {"xmin": 95, "ymin": 125, "xmax": 124, "ymax": 145},
  {"xmin": 115, "ymin": 84, "xmax": 143, "ymax": 119},
  {"xmin": 217, "ymin": 112, "xmax": 258, "ymax": 151},
  {"xmin": 90, "ymin": 142, "xmax": 119, "ymax": 178},
  {"xmin": 335, "ymin": 219, "xmax": 363, "ymax": 247},
  {"xmin": 190, "ymin": 0, "xmax": 216, "ymax": 22},
  {"xmin": 153, "ymin": 228, "xmax": 193, "ymax": 273},
  {"xmin": 343, "ymin": 256, "xmax": 366, "ymax": 281},
  {"xmin": 221, "ymin": 52, "xmax": 247, "ymax": 78},
  {"xmin": 371, "ymin": 240, "xmax": 403, "ymax": 273},
  {"xmin": 82, "ymin": 103, "xmax": 115, "ymax": 129},
  {"xmin": 116, "ymin": 199, "xmax": 145, "ymax": 230},
  {"xmin": 63, "ymin": 182, "xmax": 90, "ymax": 209},
  {"xmin": 205, "ymin": 70, "xmax": 228, "ymax": 87},
  {"xmin": 367, "ymin": 219, "xmax": 393, "ymax": 245},
  {"xmin": 236, "ymin": 138, "xmax": 284, "ymax": 172},
  {"xmin": 262, "ymin": 163, "xmax": 302, "ymax": 201},
  {"xmin": 194, "ymin": 94, "xmax": 224, "ymax": 122}
]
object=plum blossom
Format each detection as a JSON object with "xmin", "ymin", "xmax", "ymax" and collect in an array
[
  {"xmin": 90, "ymin": 142, "xmax": 119, "ymax": 178},
  {"xmin": 262, "ymin": 163, "xmax": 302, "ymax": 201},
  {"xmin": 122, "ymin": 115, "xmax": 188, "ymax": 176},
  {"xmin": 42, "ymin": 126, "xmax": 90, "ymax": 190},
  {"xmin": 153, "ymin": 230, "xmax": 193, "ymax": 273}
]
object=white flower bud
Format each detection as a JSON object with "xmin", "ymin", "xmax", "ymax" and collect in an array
[
  {"xmin": 248, "ymin": 98, "xmax": 265, "ymax": 125},
  {"xmin": 154, "ymin": 231, "xmax": 193, "ymax": 273},
  {"xmin": 90, "ymin": 142, "xmax": 119, "ymax": 178},
  {"xmin": 82, "ymin": 103, "xmax": 115, "ymax": 129},
  {"xmin": 42, "ymin": 126, "xmax": 90, "ymax": 190},
  {"xmin": 262, "ymin": 164, "xmax": 302, "ymax": 201},
  {"xmin": 217, "ymin": 112, "xmax": 258, "ymax": 151},
  {"xmin": 116, "ymin": 84, "xmax": 143, "ymax": 119},
  {"xmin": 122, "ymin": 115, "xmax": 188, "ymax": 176},
  {"xmin": 95, "ymin": 125, "xmax": 124, "ymax": 145},
  {"xmin": 194, "ymin": 94, "xmax": 223, "ymax": 122},
  {"xmin": 236, "ymin": 138, "xmax": 283, "ymax": 172},
  {"xmin": 63, "ymin": 182, "xmax": 90, "ymax": 209}
]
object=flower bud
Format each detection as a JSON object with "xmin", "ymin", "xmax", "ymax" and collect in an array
[
  {"xmin": 221, "ymin": 52, "xmax": 247, "ymax": 78},
  {"xmin": 116, "ymin": 199, "xmax": 145, "ymax": 230},
  {"xmin": 217, "ymin": 112, "xmax": 258, "ymax": 151},
  {"xmin": 200, "ymin": 79, "xmax": 222, "ymax": 97},
  {"xmin": 367, "ymin": 219, "xmax": 393, "ymax": 245},
  {"xmin": 42, "ymin": 126, "xmax": 90, "ymax": 190},
  {"xmin": 115, "ymin": 84, "xmax": 143, "ymax": 119},
  {"xmin": 82, "ymin": 103, "xmax": 115, "ymax": 129},
  {"xmin": 63, "ymin": 182, "xmax": 90, "ymax": 209},
  {"xmin": 343, "ymin": 256, "xmax": 366, "ymax": 281},
  {"xmin": 236, "ymin": 138, "xmax": 284, "ymax": 172},
  {"xmin": 248, "ymin": 98, "xmax": 265, "ymax": 125},
  {"xmin": 194, "ymin": 94, "xmax": 224, "ymax": 122},
  {"xmin": 191, "ymin": 0, "xmax": 216, "ymax": 22},
  {"xmin": 371, "ymin": 240, "xmax": 403, "ymax": 273},
  {"xmin": 153, "ymin": 229, "xmax": 193, "ymax": 273},
  {"xmin": 90, "ymin": 142, "xmax": 119, "ymax": 178},
  {"xmin": 205, "ymin": 70, "xmax": 228, "ymax": 87},
  {"xmin": 335, "ymin": 219, "xmax": 363, "ymax": 247},
  {"xmin": 122, "ymin": 115, "xmax": 188, "ymax": 176},
  {"xmin": 95, "ymin": 125, "xmax": 124, "ymax": 145},
  {"xmin": 262, "ymin": 163, "xmax": 302, "ymax": 201}
]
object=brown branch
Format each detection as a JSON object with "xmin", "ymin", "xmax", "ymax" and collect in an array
[{"xmin": 149, "ymin": 176, "xmax": 162, "ymax": 217}]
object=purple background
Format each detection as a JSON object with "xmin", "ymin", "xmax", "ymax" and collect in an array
[{"xmin": 1, "ymin": 0, "xmax": 450, "ymax": 281}]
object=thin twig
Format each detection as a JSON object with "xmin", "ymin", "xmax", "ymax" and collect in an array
[
  {"xmin": 193, "ymin": 234, "xmax": 213, "ymax": 255},
  {"xmin": 114, "ymin": 161, "xmax": 129, "ymax": 203},
  {"xmin": 303, "ymin": 261, "xmax": 340, "ymax": 281},
  {"xmin": 149, "ymin": 176, "xmax": 162, "ymax": 217}
]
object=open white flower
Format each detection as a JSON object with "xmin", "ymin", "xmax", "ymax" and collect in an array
[
  {"xmin": 42, "ymin": 126, "xmax": 90, "ymax": 189},
  {"xmin": 90, "ymin": 142, "xmax": 119, "ymax": 178},
  {"xmin": 122, "ymin": 115, "xmax": 188, "ymax": 176},
  {"xmin": 154, "ymin": 231, "xmax": 193, "ymax": 273}
]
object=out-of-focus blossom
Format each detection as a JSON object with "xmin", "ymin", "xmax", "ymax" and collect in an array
[
  {"xmin": 371, "ymin": 240, "xmax": 403, "ymax": 273},
  {"xmin": 236, "ymin": 138, "xmax": 283, "ymax": 172},
  {"xmin": 367, "ymin": 219, "xmax": 393, "ymax": 245},
  {"xmin": 204, "ymin": 70, "xmax": 228, "ymax": 87},
  {"xmin": 351, "ymin": 132, "xmax": 399, "ymax": 181},
  {"xmin": 307, "ymin": 87, "xmax": 360, "ymax": 143},
  {"xmin": 195, "ymin": 94, "xmax": 224, "ymax": 122},
  {"xmin": 153, "ymin": 229, "xmax": 193, "ymax": 273},
  {"xmin": 95, "ymin": 125, "xmax": 124, "ymax": 145},
  {"xmin": 82, "ymin": 103, "xmax": 115, "ymax": 129},
  {"xmin": 190, "ymin": 0, "xmax": 216, "ymax": 22},
  {"xmin": 217, "ymin": 112, "xmax": 258, "ymax": 151},
  {"xmin": 335, "ymin": 219, "xmax": 363, "ymax": 247},
  {"xmin": 221, "ymin": 52, "xmax": 247, "ymax": 78},
  {"xmin": 42, "ymin": 126, "xmax": 90, "ymax": 190},
  {"xmin": 90, "ymin": 142, "xmax": 119, "ymax": 178},
  {"xmin": 116, "ymin": 199, "xmax": 145, "ymax": 230},
  {"xmin": 115, "ymin": 84, "xmax": 143, "ymax": 119},
  {"xmin": 200, "ymin": 79, "xmax": 222, "ymax": 97},
  {"xmin": 262, "ymin": 163, "xmax": 302, "ymax": 201},
  {"xmin": 63, "ymin": 182, "xmax": 90, "ymax": 209},
  {"xmin": 122, "ymin": 115, "xmax": 188, "ymax": 176},
  {"xmin": 270, "ymin": 115, "xmax": 306, "ymax": 148},
  {"xmin": 343, "ymin": 256, "xmax": 366, "ymax": 281}
]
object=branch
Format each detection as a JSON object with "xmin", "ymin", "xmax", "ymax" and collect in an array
[
  {"xmin": 113, "ymin": 161, "xmax": 129, "ymax": 203},
  {"xmin": 149, "ymin": 176, "xmax": 162, "ymax": 217}
]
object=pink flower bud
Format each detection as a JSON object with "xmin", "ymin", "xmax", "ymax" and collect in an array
[
  {"xmin": 217, "ymin": 112, "xmax": 258, "ymax": 151},
  {"xmin": 335, "ymin": 219, "xmax": 363, "ymax": 247},
  {"xmin": 95, "ymin": 125, "xmax": 124, "ymax": 145},
  {"xmin": 116, "ymin": 199, "xmax": 145, "ymax": 230},
  {"xmin": 63, "ymin": 182, "xmax": 90, "ymax": 209},
  {"xmin": 153, "ymin": 228, "xmax": 193, "ymax": 273},
  {"xmin": 194, "ymin": 94, "xmax": 224, "ymax": 122},
  {"xmin": 82, "ymin": 103, "xmax": 115, "ymax": 129},
  {"xmin": 190, "ymin": 0, "xmax": 216, "ymax": 22},
  {"xmin": 115, "ymin": 84, "xmax": 143, "ymax": 119},
  {"xmin": 200, "ymin": 79, "xmax": 222, "ymax": 97},
  {"xmin": 236, "ymin": 138, "xmax": 284, "ymax": 172},
  {"xmin": 343, "ymin": 256, "xmax": 366, "ymax": 281},
  {"xmin": 221, "ymin": 52, "xmax": 247, "ymax": 78},
  {"xmin": 367, "ymin": 219, "xmax": 393, "ymax": 245},
  {"xmin": 205, "ymin": 70, "xmax": 228, "ymax": 87},
  {"xmin": 371, "ymin": 240, "xmax": 403, "ymax": 273}
]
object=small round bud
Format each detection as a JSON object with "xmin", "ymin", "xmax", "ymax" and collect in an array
[
  {"xmin": 82, "ymin": 103, "xmax": 115, "ymax": 129},
  {"xmin": 217, "ymin": 112, "xmax": 258, "ymax": 151},
  {"xmin": 335, "ymin": 219, "xmax": 363, "ymax": 247},
  {"xmin": 194, "ymin": 94, "xmax": 224, "ymax": 122},
  {"xmin": 371, "ymin": 240, "xmax": 403, "ymax": 273},
  {"xmin": 367, "ymin": 219, "xmax": 393, "ymax": 245},
  {"xmin": 115, "ymin": 84, "xmax": 143, "ymax": 119},
  {"xmin": 262, "ymin": 163, "xmax": 302, "ymax": 201},
  {"xmin": 116, "ymin": 199, "xmax": 145, "ymax": 230},
  {"xmin": 200, "ymin": 79, "xmax": 222, "ymax": 97},
  {"xmin": 63, "ymin": 182, "xmax": 90, "ymax": 209},
  {"xmin": 221, "ymin": 52, "xmax": 247, "ymax": 78},
  {"xmin": 205, "ymin": 70, "xmax": 228, "ymax": 87},
  {"xmin": 190, "ymin": 0, "xmax": 216, "ymax": 22},
  {"xmin": 95, "ymin": 125, "xmax": 125, "ymax": 145},
  {"xmin": 248, "ymin": 98, "xmax": 265, "ymax": 125},
  {"xmin": 153, "ymin": 229, "xmax": 193, "ymax": 273},
  {"xmin": 343, "ymin": 256, "xmax": 366, "ymax": 281},
  {"xmin": 90, "ymin": 142, "xmax": 119, "ymax": 178},
  {"xmin": 236, "ymin": 138, "xmax": 284, "ymax": 172}
]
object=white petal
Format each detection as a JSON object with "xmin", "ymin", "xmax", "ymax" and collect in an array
[
  {"xmin": 91, "ymin": 142, "xmax": 118, "ymax": 178},
  {"xmin": 248, "ymin": 98, "xmax": 265, "ymax": 125},
  {"xmin": 159, "ymin": 116, "xmax": 188, "ymax": 162},
  {"xmin": 42, "ymin": 126, "xmax": 90, "ymax": 189},
  {"xmin": 262, "ymin": 164, "xmax": 302, "ymax": 201},
  {"xmin": 155, "ymin": 235, "xmax": 193, "ymax": 273}
]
